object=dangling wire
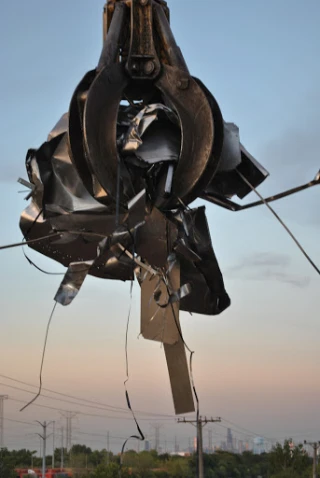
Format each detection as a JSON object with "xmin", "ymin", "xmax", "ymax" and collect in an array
[
  {"xmin": 0, "ymin": 233, "xmax": 62, "ymax": 251},
  {"xmin": 121, "ymin": 282, "xmax": 145, "ymax": 456},
  {"xmin": 20, "ymin": 301, "xmax": 58, "ymax": 412},
  {"xmin": 116, "ymin": 158, "xmax": 122, "ymax": 228},
  {"xmin": 120, "ymin": 231, "xmax": 144, "ymax": 474},
  {"xmin": 237, "ymin": 171, "xmax": 320, "ymax": 276},
  {"xmin": 22, "ymin": 251, "xmax": 65, "ymax": 276}
]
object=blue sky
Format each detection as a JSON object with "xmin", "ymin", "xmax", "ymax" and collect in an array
[{"xmin": 0, "ymin": 0, "xmax": 319, "ymax": 454}]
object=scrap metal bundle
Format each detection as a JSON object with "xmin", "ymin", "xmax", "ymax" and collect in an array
[{"xmin": 20, "ymin": 0, "xmax": 270, "ymax": 415}]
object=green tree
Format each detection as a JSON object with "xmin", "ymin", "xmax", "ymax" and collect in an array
[
  {"xmin": 91, "ymin": 463, "xmax": 130, "ymax": 478},
  {"xmin": 268, "ymin": 440, "xmax": 311, "ymax": 478},
  {"xmin": 0, "ymin": 449, "xmax": 16, "ymax": 478},
  {"xmin": 165, "ymin": 456, "xmax": 191, "ymax": 477},
  {"xmin": 135, "ymin": 451, "xmax": 158, "ymax": 477}
]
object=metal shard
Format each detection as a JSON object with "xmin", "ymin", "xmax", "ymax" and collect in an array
[
  {"xmin": 164, "ymin": 340, "xmax": 195, "ymax": 415},
  {"xmin": 127, "ymin": 189, "xmax": 146, "ymax": 230},
  {"xmin": 180, "ymin": 207, "xmax": 231, "ymax": 315},
  {"xmin": 140, "ymin": 271, "xmax": 180, "ymax": 345},
  {"xmin": 140, "ymin": 257, "xmax": 194, "ymax": 414},
  {"xmin": 135, "ymin": 207, "xmax": 178, "ymax": 268},
  {"xmin": 205, "ymin": 132, "xmax": 269, "ymax": 200},
  {"xmin": 120, "ymin": 104, "xmax": 172, "ymax": 153},
  {"xmin": 218, "ymin": 122, "xmax": 242, "ymax": 172},
  {"xmin": 54, "ymin": 261, "xmax": 93, "ymax": 306},
  {"xmin": 47, "ymin": 113, "xmax": 69, "ymax": 141}
]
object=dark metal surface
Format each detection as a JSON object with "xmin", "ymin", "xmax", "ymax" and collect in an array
[
  {"xmin": 83, "ymin": 64, "xmax": 129, "ymax": 204},
  {"xmin": 68, "ymin": 70, "xmax": 99, "ymax": 199},
  {"xmin": 153, "ymin": 1, "xmax": 189, "ymax": 72},
  {"xmin": 98, "ymin": 1, "xmax": 127, "ymax": 71},
  {"xmin": 126, "ymin": 0, "xmax": 161, "ymax": 80},
  {"xmin": 154, "ymin": 66, "xmax": 217, "ymax": 208}
]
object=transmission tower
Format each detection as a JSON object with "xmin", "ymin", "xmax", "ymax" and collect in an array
[
  {"xmin": 0, "ymin": 395, "xmax": 8, "ymax": 449},
  {"xmin": 174, "ymin": 435, "xmax": 179, "ymax": 453},
  {"xmin": 60, "ymin": 412, "xmax": 77, "ymax": 451},
  {"xmin": 150, "ymin": 423, "xmax": 163, "ymax": 452},
  {"xmin": 36, "ymin": 421, "xmax": 53, "ymax": 478}
]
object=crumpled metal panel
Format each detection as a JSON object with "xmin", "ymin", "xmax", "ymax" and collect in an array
[
  {"xmin": 218, "ymin": 122, "xmax": 242, "ymax": 172},
  {"xmin": 205, "ymin": 126, "xmax": 269, "ymax": 200},
  {"xmin": 120, "ymin": 104, "xmax": 178, "ymax": 155},
  {"xmin": 132, "ymin": 118, "xmax": 180, "ymax": 164}
]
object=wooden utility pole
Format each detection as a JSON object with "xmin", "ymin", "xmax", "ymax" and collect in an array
[
  {"xmin": 178, "ymin": 416, "xmax": 221, "ymax": 478},
  {"xmin": 52, "ymin": 421, "xmax": 55, "ymax": 469},
  {"xmin": 304, "ymin": 440, "xmax": 320, "ymax": 478},
  {"xmin": 0, "ymin": 395, "xmax": 8, "ymax": 449}
]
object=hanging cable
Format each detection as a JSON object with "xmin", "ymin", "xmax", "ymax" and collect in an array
[
  {"xmin": 0, "ymin": 373, "xmax": 175, "ymax": 418},
  {"xmin": 22, "ymin": 250, "xmax": 65, "ymax": 276},
  {"xmin": 0, "ymin": 233, "xmax": 62, "ymax": 251},
  {"xmin": 120, "ymin": 244, "xmax": 145, "ymax": 472},
  {"xmin": 20, "ymin": 301, "xmax": 58, "ymax": 412},
  {"xmin": 237, "ymin": 171, "xmax": 320, "ymax": 276}
]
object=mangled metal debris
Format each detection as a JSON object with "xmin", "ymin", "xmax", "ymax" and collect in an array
[{"xmin": 18, "ymin": 0, "xmax": 320, "ymax": 415}]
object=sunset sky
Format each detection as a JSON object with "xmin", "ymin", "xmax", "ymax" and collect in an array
[{"xmin": 0, "ymin": 0, "xmax": 319, "ymax": 454}]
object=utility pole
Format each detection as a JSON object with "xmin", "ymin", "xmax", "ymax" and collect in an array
[
  {"xmin": 52, "ymin": 421, "xmax": 55, "ymax": 469},
  {"xmin": 107, "ymin": 431, "xmax": 110, "ymax": 465},
  {"xmin": 208, "ymin": 429, "xmax": 213, "ymax": 452},
  {"xmin": 304, "ymin": 440, "xmax": 320, "ymax": 478},
  {"xmin": 0, "ymin": 395, "xmax": 8, "ymax": 449},
  {"xmin": 178, "ymin": 416, "xmax": 221, "ymax": 478},
  {"xmin": 61, "ymin": 427, "xmax": 64, "ymax": 470},
  {"xmin": 36, "ymin": 421, "xmax": 53, "ymax": 478}
]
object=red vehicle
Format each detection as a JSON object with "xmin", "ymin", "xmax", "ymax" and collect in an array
[{"xmin": 15, "ymin": 469, "xmax": 72, "ymax": 478}]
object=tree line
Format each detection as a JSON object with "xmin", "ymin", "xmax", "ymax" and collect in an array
[{"xmin": 1, "ymin": 439, "xmax": 319, "ymax": 478}]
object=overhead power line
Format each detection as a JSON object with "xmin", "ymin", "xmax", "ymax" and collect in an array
[
  {"xmin": 2, "ymin": 417, "xmax": 37, "ymax": 427},
  {"xmin": 0, "ymin": 373, "xmax": 175, "ymax": 418},
  {"xmin": 220, "ymin": 418, "xmax": 273, "ymax": 442},
  {"xmin": 7, "ymin": 396, "xmax": 175, "ymax": 422},
  {"xmin": 0, "ymin": 381, "xmax": 132, "ymax": 417}
]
